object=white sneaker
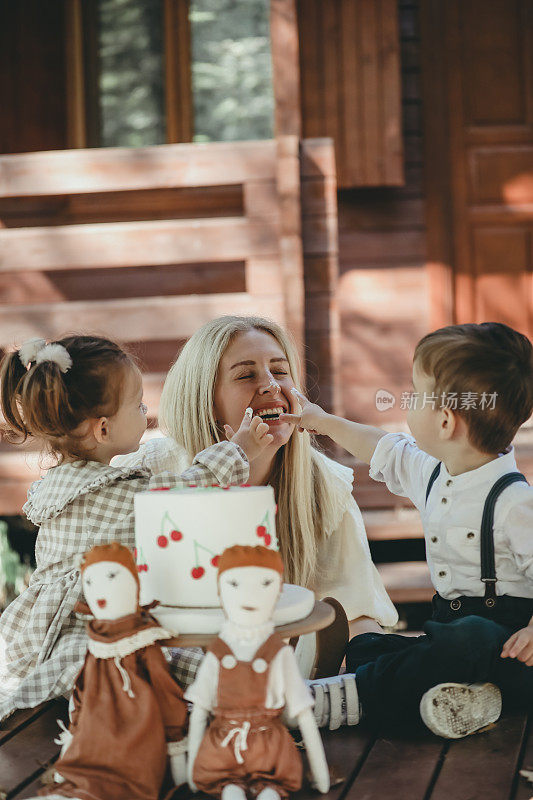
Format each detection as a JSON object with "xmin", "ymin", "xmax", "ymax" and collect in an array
[
  {"xmin": 420, "ymin": 682, "xmax": 502, "ymax": 738},
  {"xmin": 309, "ymin": 674, "xmax": 361, "ymax": 731}
]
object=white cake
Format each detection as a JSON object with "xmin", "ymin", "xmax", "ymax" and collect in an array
[
  {"xmin": 134, "ymin": 484, "xmax": 315, "ymax": 634},
  {"xmin": 134, "ymin": 484, "xmax": 278, "ymax": 608}
]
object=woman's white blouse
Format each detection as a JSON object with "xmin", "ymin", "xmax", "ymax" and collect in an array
[{"xmin": 314, "ymin": 493, "xmax": 398, "ymax": 625}]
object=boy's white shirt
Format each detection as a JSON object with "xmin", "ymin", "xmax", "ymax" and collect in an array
[
  {"xmin": 115, "ymin": 437, "xmax": 399, "ymax": 626},
  {"xmin": 369, "ymin": 432, "xmax": 533, "ymax": 599},
  {"xmin": 184, "ymin": 619, "xmax": 314, "ymax": 720}
]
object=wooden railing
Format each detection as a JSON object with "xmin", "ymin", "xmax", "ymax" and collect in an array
[{"xmin": 0, "ymin": 136, "xmax": 340, "ymax": 514}]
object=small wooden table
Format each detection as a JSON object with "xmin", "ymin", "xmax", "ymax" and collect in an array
[{"xmin": 163, "ymin": 599, "xmax": 335, "ymax": 648}]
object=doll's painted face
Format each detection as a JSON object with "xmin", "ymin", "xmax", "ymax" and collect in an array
[
  {"xmin": 218, "ymin": 565, "xmax": 282, "ymax": 627},
  {"xmin": 82, "ymin": 561, "xmax": 139, "ymax": 620}
]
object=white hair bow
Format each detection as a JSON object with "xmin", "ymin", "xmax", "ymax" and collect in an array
[
  {"xmin": 18, "ymin": 338, "xmax": 46, "ymax": 368},
  {"xmin": 35, "ymin": 344, "xmax": 72, "ymax": 374},
  {"xmin": 18, "ymin": 338, "xmax": 72, "ymax": 373}
]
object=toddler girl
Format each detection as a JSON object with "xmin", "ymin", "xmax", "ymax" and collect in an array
[{"xmin": 0, "ymin": 335, "xmax": 271, "ymax": 723}]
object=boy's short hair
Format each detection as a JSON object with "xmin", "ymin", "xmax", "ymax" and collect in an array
[{"xmin": 414, "ymin": 322, "xmax": 533, "ymax": 454}]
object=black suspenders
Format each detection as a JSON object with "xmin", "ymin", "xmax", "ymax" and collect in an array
[
  {"xmin": 479, "ymin": 472, "xmax": 528, "ymax": 603},
  {"xmin": 425, "ymin": 463, "xmax": 528, "ymax": 606},
  {"xmin": 425, "ymin": 463, "xmax": 442, "ymax": 504}
]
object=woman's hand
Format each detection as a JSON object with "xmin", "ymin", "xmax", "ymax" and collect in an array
[
  {"xmin": 501, "ymin": 624, "xmax": 533, "ymax": 666},
  {"xmin": 224, "ymin": 407, "xmax": 274, "ymax": 462},
  {"xmin": 279, "ymin": 389, "xmax": 332, "ymax": 436}
]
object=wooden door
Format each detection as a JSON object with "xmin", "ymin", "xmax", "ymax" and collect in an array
[{"xmin": 422, "ymin": 0, "xmax": 533, "ymax": 336}]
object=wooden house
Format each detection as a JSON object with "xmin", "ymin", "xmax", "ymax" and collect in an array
[{"xmin": 0, "ymin": 0, "xmax": 531, "ymax": 605}]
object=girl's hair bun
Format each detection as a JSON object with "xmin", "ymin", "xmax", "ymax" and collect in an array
[
  {"xmin": 35, "ymin": 343, "xmax": 72, "ymax": 374},
  {"xmin": 1, "ymin": 334, "xmax": 135, "ymax": 461}
]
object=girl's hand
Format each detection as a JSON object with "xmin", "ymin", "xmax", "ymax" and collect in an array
[
  {"xmin": 279, "ymin": 388, "xmax": 332, "ymax": 436},
  {"xmin": 224, "ymin": 407, "xmax": 274, "ymax": 462},
  {"xmin": 501, "ymin": 625, "xmax": 533, "ymax": 666}
]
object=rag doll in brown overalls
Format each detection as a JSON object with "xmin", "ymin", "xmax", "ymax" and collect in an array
[
  {"xmin": 40, "ymin": 542, "xmax": 188, "ymax": 800},
  {"xmin": 186, "ymin": 545, "xmax": 329, "ymax": 800}
]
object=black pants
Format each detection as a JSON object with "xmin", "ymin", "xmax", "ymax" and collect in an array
[{"xmin": 345, "ymin": 614, "xmax": 533, "ymax": 733}]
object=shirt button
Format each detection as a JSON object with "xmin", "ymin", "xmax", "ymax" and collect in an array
[
  {"xmin": 441, "ymin": 497, "xmax": 448, "ymax": 504},
  {"xmin": 438, "ymin": 570, "xmax": 447, "ymax": 577},
  {"xmin": 467, "ymin": 531, "xmax": 475, "ymax": 539},
  {"xmin": 446, "ymin": 479, "xmax": 452, "ymax": 487},
  {"xmin": 431, "ymin": 536, "xmax": 438, "ymax": 543}
]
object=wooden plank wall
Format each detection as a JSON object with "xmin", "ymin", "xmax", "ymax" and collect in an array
[
  {"xmin": 335, "ymin": 1, "xmax": 532, "ymax": 584},
  {"xmin": 301, "ymin": 140, "xmax": 341, "ymax": 415},
  {"xmin": 337, "ymin": 0, "xmax": 427, "ymax": 430},
  {"xmin": 319, "ymin": 0, "xmax": 431, "ymax": 573},
  {"xmin": 421, "ymin": 0, "xmax": 533, "ymax": 338},
  {"xmin": 297, "ymin": 0, "xmax": 404, "ymax": 188}
]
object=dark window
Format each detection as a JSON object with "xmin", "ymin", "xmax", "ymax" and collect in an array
[{"xmin": 190, "ymin": 0, "xmax": 274, "ymax": 142}]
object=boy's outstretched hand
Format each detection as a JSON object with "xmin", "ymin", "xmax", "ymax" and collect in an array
[
  {"xmin": 225, "ymin": 407, "xmax": 274, "ymax": 462},
  {"xmin": 501, "ymin": 624, "xmax": 533, "ymax": 666},
  {"xmin": 279, "ymin": 388, "xmax": 332, "ymax": 436}
]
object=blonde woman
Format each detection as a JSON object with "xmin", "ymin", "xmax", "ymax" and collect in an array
[{"xmin": 117, "ymin": 316, "xmax": 397, "ymax": 724}]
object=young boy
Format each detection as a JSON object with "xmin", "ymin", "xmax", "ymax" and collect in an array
[{"xmin": 282, "ymin": 322, "xmax": 533, "ymax": 738}]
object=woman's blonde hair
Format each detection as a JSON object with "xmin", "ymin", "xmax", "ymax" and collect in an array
[{"xmin": 159, "ymin": 315, "xmax": 335, "ymax": 588}]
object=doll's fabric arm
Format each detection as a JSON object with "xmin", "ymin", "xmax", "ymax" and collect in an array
[
  {"xmin": 141, "ymin": 643, "xmax": 188, "ymax": 742},
  {"xmin": 187, "ymin": 704, "xmax": 209, "ymax": 792},
  {"xmin": 67, "ymin": 668, "xmax": 84, "ymax": 736},
  {"xmin": 54, "ymin": 668, "xmax": 84, "ymax": 780},
  {"xmin": 141, "ymin": 642, "xmax": 189, "ymax": 787},
  {"xmin": 297, "ymin": 707, "xmax": 330, "ymax": 793},
  {"xmin": 184, "ymin": 653, "xmax": 219, "ymax": 791},
  {"xmin": 270, "ymin": 645, "xmax": 314, "ymax": 719},
  {"xmin": 269, "ymin": 645, "xmax": 328, "ymax": 791},
  {"xmin": 148, "ymin": 441, "xmax": 249, "ymax": 490}
]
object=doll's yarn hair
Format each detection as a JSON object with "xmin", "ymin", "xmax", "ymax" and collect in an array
[
  {"xmin": 217, "ymin": 545, "xmax": 284, "ymax": 577},
  {"xmin": 80, "ymin": 542, "xmax": 139, "ymax": 585}
]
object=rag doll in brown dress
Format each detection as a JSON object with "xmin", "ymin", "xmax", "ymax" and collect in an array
[
  {"xmin": 186, "ymin": 545, "xmax": 329, "ymax": 800},
  {"xmin": 41, "ymin": 542, "xmax": 188, "ymax": 800}
]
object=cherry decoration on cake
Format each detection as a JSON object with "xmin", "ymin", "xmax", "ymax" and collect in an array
[
  {"xmin": 190, "ymin": 540, "xmax": 220, "ymax": 579},
  {"xmin": 134, "ymin": 544, "xmax": 149, "ymax": 573},
  {"xmin": 192, "ymin": 566, "xmax": 205, "ymax": 580},
  {"xmin": 256, "ymin": 511, "xmax": 273, "ymax": 547},
  {"xmin": 157, "ymin": 511, "xmax": 184, "ymax": 549}
]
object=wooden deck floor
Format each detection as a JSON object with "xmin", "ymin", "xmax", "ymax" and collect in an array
[{"xmin": 1, "ymin": 701, "xmax": 531, "ymax": 800}]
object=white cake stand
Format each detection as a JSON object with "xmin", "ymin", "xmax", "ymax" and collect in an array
[{"xmin": 151, "ymin": 582, "xmax": 315, "ymax": 638}]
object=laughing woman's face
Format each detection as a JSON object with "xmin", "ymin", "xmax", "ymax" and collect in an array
[{"xmin": 214, "ymin": 329, "xmax": 299, "ymax": 455}]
